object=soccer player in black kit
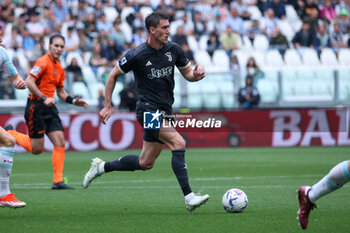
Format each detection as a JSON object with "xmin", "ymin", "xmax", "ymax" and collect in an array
[{"xmin": 83, "ymin": 12, "xmax": 209, "ymax": 211}]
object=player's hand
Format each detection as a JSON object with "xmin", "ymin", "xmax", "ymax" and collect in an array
[
  {"xmin": 14, "ymin": 79, "xmax": 26, "ymax": 89},
  {"xmin": 73, "ymin": 96, "xmax": 89, "ymax": 109},
  {"xmin": 193, "ymin": 64, "xmax": 205, "ymax": 81},
  {"xmin": 44, "ymin": 97, "xmax": 56, "ymax": 107},
  {"xmin": 99, "ymin": 106, "xmax": 114, "ymax": 124}
]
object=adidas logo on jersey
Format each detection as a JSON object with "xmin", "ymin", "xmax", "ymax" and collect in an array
[{"xmin": 146, "ymin": 61, "xmax": 152, "ymax": 66}]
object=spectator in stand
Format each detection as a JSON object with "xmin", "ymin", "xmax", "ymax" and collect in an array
[
  {"xmin": 264, "ymin": 0, "xmax": 286, "ymax": 20},
  {"xmin": 300, "ymin": 0, "xmax": 319, "ymax": 21},
  {"xmin": 292, "ymin": 21, "xmax": 316, "ymax": 56},
  {"xmin": 0, "ymin": 78, "xmax": 15, "ymax": 100},
  {"xmin": 131, "ymin": 27, "xmax": 148, "ymax": 47},
  {"xmin": 171, "ymin": 25, "xmax": 188, "ymax": 47},
  {"xmin": 330, "ymin": 20, "xmax": 346, "ymax": 55},
  {"xmin": 338, "ymin": 8, "xmax": 350, "ymax": 34},
  {"xmin": 84, "ymin": 13, "xmax": 99, "ymax": 39},
  {"xmin": 230, "ymin": 54, "xmax": 241, "ymax": 93},
  {"xmin": 226, "ymin": 7, "xmax": 246, "ymax": 36},
  {"xmin": 132, "ymin": 11, "xmax": 146, "ymax": 31},
  {"xmin": 230, "ymin": 54, "xmax": 241, "ymax": 73},
  {"xmin": 97, "ymin": 88, "xmax": 106, "ymax": 111},
  {"xmin": 31, "ymin": 36, "xmax": 46, "ymax": 64},
  {"xmin": 269, "ymin": 27, "xmax": 290, "ymax": 56},
  {"xmin": 22, "ymin": 27, "xmax": 36, "ymax": 60},
  {"xmin": 127, "ymin": 0, "xmax": 151, "ymax": 12},
  {"xmin": 320, "ymin": 0, "xmax": 337, "ymax": 23},
  {"xmin": 335, "ymin": 0, "xmax": 350, "ymax": 16},
  {"xmin": 238, "ymin": 75, "xmax": 260, "ymax": 109},
  {"xmin": 63, "ymin": 26, "xmax": 80, "ymax": 58},
  {"xmin": 52, "ymin": 0, "xmax": 70, "ymax": 24},
  {"xmin": 193, "ymin": 0, "xmax": 212, "ymax": 21},
  {"xmin": 306, "ymin": 8, "xmax": 322, "ymax": 33},
  {"xmin": 247, "ymin": 18, "xmax": 262, "ymax": 44},
  {"xmin": 119, "ymin": 81, "xmax": 138, "ymax": 112},
  {"xmin": 155, "ymin": 0, "xmax": 176, "ymax": 22},
  {"xmin": 260, "ymin": 8, "xmax": 281, "ymax": 38},
  {"xmin": 12, "ymin": 57, "xmax": 27, "ymax": 81},
  {"xmin": 193, "ymin": 11, "xmax": 207, "ymax": 41},
  {"xmin": 93, "ymin": 1, "xmax": 105, "ymax": 20},
  {"xmin": 212, "ymin": 0, "xmax": 230, "ymax": 20},
  {"xmin": 97, "ymin": 14, "xmax": 113, "ymax": 33},
  {"xmin": 89, "ymin": 43, "xmax": 108, "ymax": 74},
  {"xmin": 110, "ymin": 20, "xmax": 127, "ymax": 47},
  {"xmin": 0, "ymin": 0, "xmax": 15, "ymax": 23},
  {"xmin": 246, "ymin": 57, "xmax": 264, "ymax": 86},
  {"xmin": 170, "ymin": 13, "xmax": 194, "ymax": 37},
  {"xmin": 66, "ymin": 57, "xmax": 88, "ymax": 94},
  {"xmin": 230, "ymin": 0, "xmax": 251, "ymax": 20},
  {"xmin": 181, "ymin": 43, "xmax": 196, "ymax": 65},
  {"xmin": 26, "ymin": 10, "xmax": 45, "ymax": 37},
  {"xmin": 77, "ymin": 28, "xmax": 94, "ymax": 58},
  {"xmin": 72, "ymin": 0, "xmax": 90, "ymax": 22},
  {"xmin": 68, "ymin": 14, "xmax": 85, "ymax": 31},
  {"xmin": 207, "ymin": 32, "xmax": 221, "ymax": 60},
  {"xmin": 313, "ymin": 24, "xmax": 331, "ymax": 56},
  {"xmin": 207, "ymin": 11, "xmax": 227, "ymax": 35},
  {"xmin": 2, "ymin": 26, "xmax": 23, "ymax": 52},
  {"xmin": 220, "ymin": 26, "xmax": 240, "ymax": 57},
  {"xmin": 45, "ymin": 8, "xmax": 60, "ymax": 34},
  {"xmin": 14, "ymin": 13, "xmax": 28, "ymax": 35},
  {"xmin": 103, "ymin": 38, "xmax": 123, "ymax": 67}
]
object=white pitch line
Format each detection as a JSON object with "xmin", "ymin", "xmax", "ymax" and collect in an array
[{"xmin": 11, "ymin": 175, "xmax": 326, "ymax": 189}]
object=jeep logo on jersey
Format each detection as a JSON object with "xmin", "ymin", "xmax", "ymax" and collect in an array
[
  {"xmin": 165, "ymin": 52, "xmax": 172, "ymax": 62},
  {"xmin": 147, "ymin": 66, "xmax": 173, "ymax": 79}
]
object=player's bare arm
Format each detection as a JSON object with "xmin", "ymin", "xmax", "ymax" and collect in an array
[
  {"xmin": 179, "ymin": 64, "xmax": 206, "ymax": 82},
  {"xmin": 8, "ymin": 74, "xmax": 26, "ymax": 89},
  {"xmin": 99, "ymin": 64, "xmax": 123, "ymax": 124},
  {"xmin": 56, "ymin": 86, "xmax": 89, "ymax": 109},
  {"xmin": 26, "ymin": 75, "xmax": 55, "ymax": 106}
]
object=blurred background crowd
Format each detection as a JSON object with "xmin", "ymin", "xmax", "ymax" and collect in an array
[{"xmin": 0, "ymin": 0, "xmax": 349, "ymax": 111}]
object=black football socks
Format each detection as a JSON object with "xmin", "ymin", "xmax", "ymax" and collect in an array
[
  {"xmin": 104, "ymin": 154, "xmax": 141, "ymax": 172},
  {"xmin": 172, "ymin": 149, "xmax": 192, "ymax": 196}
]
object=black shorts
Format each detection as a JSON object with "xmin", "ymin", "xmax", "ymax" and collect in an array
[
  {"xmin": 136, "ymin": 101, "xmax": 173, "ymax": 143},
  {"xmin": 24, "ymin": 98, "xmax": 64, "ymax": 138}
]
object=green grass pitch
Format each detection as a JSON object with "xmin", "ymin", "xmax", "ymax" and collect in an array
[{"xmin": 2, "ymin": 147, "xmax": 350, "ymax": 233}]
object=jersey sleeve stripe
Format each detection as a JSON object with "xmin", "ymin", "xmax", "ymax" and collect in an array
[
  {"xmin": 117, "ymin": 62, "xmax": 126, "ymax": 74},
  {"xmin": 177, "ymin": 62, "xmax": 191, "ymax": 70}
]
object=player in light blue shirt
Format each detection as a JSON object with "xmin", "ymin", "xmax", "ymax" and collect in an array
[{"xmin": 0, "ymin": 25, "xmax": 27, "ymax": 208}]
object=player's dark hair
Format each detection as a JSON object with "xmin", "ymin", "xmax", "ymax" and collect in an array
[
  {"xmin": 145, "ymin": 12, "xmax": 169, "ymax": 33},
  {"xmin": 49, "ymin": 34, "xmax": 65, "ymax": 44},
  {"xmin": 0, "ymin": 25, "xmax": 2, "ymax": 32}
]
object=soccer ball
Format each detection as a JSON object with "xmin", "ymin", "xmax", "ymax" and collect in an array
[{"xmin": 222, "ymin": 188, "xmax": 248, "ymax": 213}]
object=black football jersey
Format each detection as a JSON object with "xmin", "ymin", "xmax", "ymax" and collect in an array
[{"xmin": 118, "ymin": 41, "xmax": 190, "ymax": 112}]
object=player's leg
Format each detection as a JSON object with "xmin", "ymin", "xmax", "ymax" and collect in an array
[
  {"xmin": 83, "ymin": 108, "xmax": 164, "ymax": 188},
  {"xmin": 6, "ymin": 100, "xmax": 46, "ymax": 154},
  {"xmin": 47, "ymin": 130, "xmax": 73, "ymax": 189},
  {"xmin": 298, "ymin": 160, "xmax": 350, "ymax": 229},
  {"xmin": 0, "ymin": 127, "xmax": 25, "ymax": 208},
  {"xmin": 158, "ymin": 119, "xmax": 209, "ymax": 212},
  {"xmin": 309, "ymin": 160, "xmax": 350, "ymax": 202},
  {"xmin": 82, "ymin": 140, "xmax": 163, "ymax": 188},
  {"xmin": 6, "ymin": 126, "xmax": 34, "ymax": 154}
]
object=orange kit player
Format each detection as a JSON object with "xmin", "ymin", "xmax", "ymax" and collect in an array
[{"xmin": 6, "ymin": 34, "xmax": 89, "ymax": 189}]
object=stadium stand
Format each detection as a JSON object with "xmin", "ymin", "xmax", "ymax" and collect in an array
[{"xmin": 0, "ymin": 1, "xmax": 349, "ymax": 112}]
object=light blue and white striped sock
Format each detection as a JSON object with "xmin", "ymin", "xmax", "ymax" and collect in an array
[
  {"xmin": 0, "ymin": 147, "xmax": 14, "ymax": 198},
  {"xmin": 309, "ymin": 160, "xmax": 350, "ymax": 203}
]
